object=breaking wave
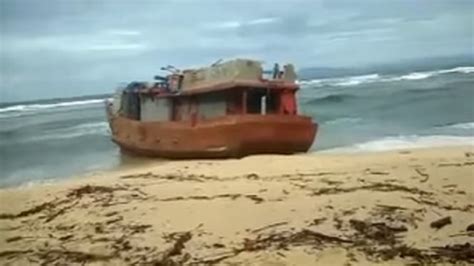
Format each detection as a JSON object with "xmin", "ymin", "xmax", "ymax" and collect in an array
[
  {"xmin": 300, "ymin": 66, "xmax": 474, "ymax": 87},
  {"xmin": 438, "ymin": 122, "xmax": 474, "ymax": 130},
  {"xmin": 323, "ymin": 135, "xmax": 474, "ymax": 153},
  {"xmin": 395, "ymin": 72, "xmax": 432, "ymax": 81},
  {"xmin": 299, "ymin": 74, "xmax": 380, "ymax": 87},
  {"xmin": 332, "ymin": 74, "xmax": 380, "ymax": 86},
  {"xmin": 0, "ymin": 99, "xmax": 107, "ymax": 118}
]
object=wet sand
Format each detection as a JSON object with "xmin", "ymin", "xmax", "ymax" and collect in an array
[{"xmin": 0, "ymin": 146, "xmax": 473, "ymax": 265}]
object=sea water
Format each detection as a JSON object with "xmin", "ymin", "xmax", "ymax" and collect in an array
[{"xmin": 0, "ymin": 66, "xmax": 473, "ymax": 187}]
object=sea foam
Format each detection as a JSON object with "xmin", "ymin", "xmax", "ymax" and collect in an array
[
  {"xmin": 0, "ymin": 99, "xmax": 107, "ymax": 118},
  {"xmin": 300, "ymin": 66, "xmax": 474, "ymax": 88},
  {"xmin": 323, "ymin": 135, "xmax": 474, "ymax": 153}
]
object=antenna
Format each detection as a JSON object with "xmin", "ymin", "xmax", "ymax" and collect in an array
[
  {"xmin": 211, "ymin": 59, "xmax": 223, "ymax": 67},
  {"xmin": 160, "ymin": 65, "xmax": 180, "ymax": 74}
]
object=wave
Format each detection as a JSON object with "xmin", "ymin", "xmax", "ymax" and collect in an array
[
  {"xmin": 438, "ymin": 66, "xmax": 474, "ymax": 74},
  {"xmin": 395, "ymin": 72, "xmax": 433, "ymax": 81},
  {"xmin": 323, "ymin": 117, "xmax": 362, "ymax": 125},
  {"xmin": 298, "ymin": 74, "xmax": 380, "ymax": 87},
  {"xmin": 333, "ymin": 74, "xmax": 380, "ymax": 86},
  {"xmin": 300, "ymin": 66, "xmax": 474, "ymax": 88},
  {"xmin": 1, "ymin": 121, "xmax": 110, "ymax": 145},
  {"xmin": 0, "ymin": 99, "xmax": 107, "ymax": 117},
  {"xmin": 306, "ymin": 94, "xmax": 356, "ymax": 104},
  {"xmin": 385, "ymin": 67, "xmax": 472, "ymax": 82},
  {"xmin": 323, "ymin": 135, "xmax": 474, "ymax": 153},
  {"xmin": 437, "ymin": 122, "xmax": 474, "ymax": 130},
  {"xmin": 37, "ymin": 121, "xmax": 110, "ymax": 142}
]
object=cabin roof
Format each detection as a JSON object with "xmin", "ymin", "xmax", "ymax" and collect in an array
[
  {"xmin": 123, "ymin": 79, "xmax": 298, "ymax": 97},
  {"xmin": 178, "ymin": 79, "xmax": 298, "ymax": 95}
]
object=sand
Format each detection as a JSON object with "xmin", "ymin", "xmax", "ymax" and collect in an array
[{"xmin": 0, "ymin": 146, "xmax": 473, "ymax": 265}]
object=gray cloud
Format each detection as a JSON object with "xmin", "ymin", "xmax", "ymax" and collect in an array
[{"xmin": 1, "ymin": 0, "xmax": 473, "ymax": 102}]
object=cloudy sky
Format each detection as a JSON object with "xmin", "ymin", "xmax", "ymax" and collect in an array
[{"xmin": 1, "ymin": 0, "xmax": 473, "ymax": 102}]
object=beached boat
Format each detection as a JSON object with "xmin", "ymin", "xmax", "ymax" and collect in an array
[{"xmin": 106, "ymin": 59, "xmax": 317, "ymax": 158}]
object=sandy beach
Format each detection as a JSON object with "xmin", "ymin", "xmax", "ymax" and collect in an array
[{"xmin": 0, "ymin": 146, "xmax": 473, "ymax": 265}]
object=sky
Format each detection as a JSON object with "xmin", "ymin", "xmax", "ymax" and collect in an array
[{"xmin": 0, "ymin": 0, "xmax": 473, "ymax": 102}]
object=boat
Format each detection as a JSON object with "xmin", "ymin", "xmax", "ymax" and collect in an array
[{"xmin": 106, "ymin": 59, "xmax": 317, "ymax": 159}]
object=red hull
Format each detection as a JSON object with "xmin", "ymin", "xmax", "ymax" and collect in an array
[{"xmin": 108, "ymin": 114, "xmax": 317, "ymax": 159}]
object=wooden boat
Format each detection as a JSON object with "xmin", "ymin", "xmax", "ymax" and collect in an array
[{"xmin": 106, "ymin": 59, "xmax": 317, "ymax": 158}]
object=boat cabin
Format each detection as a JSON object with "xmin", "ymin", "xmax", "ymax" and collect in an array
[
  {"xmin": 113, "ymin": 59, "xmax": 299, "ymax": 124},
  {"xmin": 107, "ymin": 58, "xmax": 316, "ymax": 158}
]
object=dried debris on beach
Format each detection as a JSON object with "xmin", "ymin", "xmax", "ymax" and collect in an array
[{"xmin": 1, "ymin": 147, "xmax": 473, "ymax": 265}]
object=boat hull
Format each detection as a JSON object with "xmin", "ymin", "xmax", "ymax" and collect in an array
[{"xmin": 108, "ymin": 114, "xmax": 317, "ymax": 159}]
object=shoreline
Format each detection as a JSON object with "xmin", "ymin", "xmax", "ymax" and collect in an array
[
  {"xmin": 1, "ymin": 146, "xmax": 473, "ymax": 265},
  {"xmin": 3, "ymin": 144, "xmax": 473, "ymax": 190}
]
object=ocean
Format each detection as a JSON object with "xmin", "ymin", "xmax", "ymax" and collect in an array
[{"xmin": 0, "ymin": 66, "xmax": 473, "ymax": 187}]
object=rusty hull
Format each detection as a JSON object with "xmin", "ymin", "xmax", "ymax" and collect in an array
[{"xmin": 108, "ymin": 114, "xmax": 317, "ymax": 159}]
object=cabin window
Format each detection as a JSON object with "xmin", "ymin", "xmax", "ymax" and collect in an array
[
  {"xmin": 121, "ymin": 92, "xmax": 141, "ymax": 120},
  {"xmin": 197, "ymin": 93, "xmax": 226, "ymax": 119},
  {"xmin": 172, "ymin": 98, "xmax": 193, "ymax": 121},
  {"xmin": 266, "ymin": 92, "xmax": 279, "ymax": 114},
  {"xmin": 226, "ymin": 91, "xmax": 244, "ymax": 114},
  {"xmin": 246, "ymin": 91, "xmax": 263, "ymax": 114},
  {"xmin": 140, "ymin": 95, "xmax": 171, "ymax": 122},
  {"xmin": 246, "ymin": 90, "xmax": 281, "ymax": 114}
]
